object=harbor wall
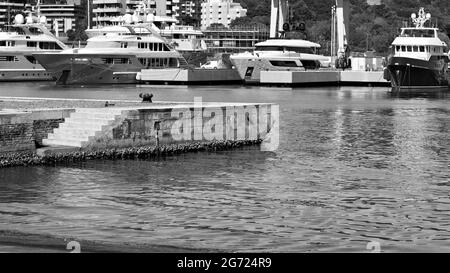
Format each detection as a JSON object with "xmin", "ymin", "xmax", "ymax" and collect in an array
[
  {"xmin": 90, "ymin": 104, "xmax": 276, "ymax": 147},
  {"xmin": 0, "ymin": 109, "xmax": 74, "ymax": 153},
  {"xmin": 137, "ymin": 69, "xmax": 242, "ymax": 84},
  {"xmin": 0, "ymin": 112, "xmax": 34, "ymax": 153}
]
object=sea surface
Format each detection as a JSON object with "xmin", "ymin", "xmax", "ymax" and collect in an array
[{"xmin": 0, "ymin": 82, "xmax": 449, "ymax": 252}]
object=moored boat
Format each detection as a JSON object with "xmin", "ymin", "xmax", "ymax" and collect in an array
[
  {"xmin": 384, "ymin": 8, "xmax": 450, "ymax": 92},
  {"xmin": 230, "ymin": 39, "xmax": 330, "ymax": 84},
  {"xmin": 0, "ymin": 7, "xmax": 67, "ymax": 82},
  {"xmin": 33, "ymin": 22, "xmax": 187, "ymax": 85}
]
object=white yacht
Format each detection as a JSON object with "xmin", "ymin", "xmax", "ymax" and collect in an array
[
  {"xmin": 86, "ymin": 1, "xmax": 207, "ymax": 67},
  {"xmin": 0, "ymin": 14, "xmax": 67, "ymax": 81},
  {"xmin": 230, "ymin": 39, "xmax": 329, "ymax": 83},
  {"xmin": 33, "ymin": 22, "xmax": 188, "ymax": 85},
  {"xmin": 384, "ymin": 8, "xmax": 450, "ymax": 90}
]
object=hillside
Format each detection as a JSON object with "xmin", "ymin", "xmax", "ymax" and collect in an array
[{"xmin": 236, "ymin": 0, "xmax": 450, "ymax": 54}]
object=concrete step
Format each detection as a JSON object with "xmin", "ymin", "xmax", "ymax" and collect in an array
[
  {"xmin": 49, "ymin": 131, "xmax": 97, "ymax": 140},
  {"xmin": 69, "ymin": 112, "xmax": 120, "ymax": 120},
  {"xmin": 42, "ymin": 138, "xmax": 86, "ymax": 148},
  {"xmin": 75, "ymin": 108, "xmax": 124, "ymax": 115},
  {"xmin": 43, "ymin": 107, "xmax": 123, "ymax": 148},
  {"xmin": 53, "ymin": 127, "xmax": 99, "ymax": 136},
  {"xmin": 65, "ymin": 116, "xmax": 116, "ymax": 124},
  {"xmin": 46, "ymin": 133, "xmax": 91, "ymax": 142},
  {"xmin": 58, "ymin": 122, "xmax": 106, "ymax": 131}
]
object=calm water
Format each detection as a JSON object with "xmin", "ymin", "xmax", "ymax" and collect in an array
[{"xmin": 0, "ymin": 82, "xmax": 450, "ymax": 252}]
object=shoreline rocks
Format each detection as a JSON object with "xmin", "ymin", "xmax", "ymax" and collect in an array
[{"xmin": 0, "ymin": 140, "xmax": 262, "ymax": 168}]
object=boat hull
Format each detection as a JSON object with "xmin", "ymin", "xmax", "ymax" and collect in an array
[
  {"xmin": 385, "ymin": 56, "xmax": 450, "ymax": 91},
  {"xmin": 230, "ymin": 57, "xmax": 310, "ymax": 84},
  {"xmin": 0, "ymin": 69, "xmax": 58, "ymax": 81},
  {"xmin": 33, "ymin": 53, "xmax": 143, "ymax": 85}
]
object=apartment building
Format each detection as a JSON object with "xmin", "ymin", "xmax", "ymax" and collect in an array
[
  {"xmin": 200, "ymin": 0, "xmax": 246, "ymax": 29},
  {"xmin": 0, "ymin": 0, "xmax": 27, "ymax": 29}
]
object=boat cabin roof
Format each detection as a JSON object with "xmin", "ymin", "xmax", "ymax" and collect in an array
[{"xmin": 256, "ymin": 39, "xmax": 321, "ymax": 48}]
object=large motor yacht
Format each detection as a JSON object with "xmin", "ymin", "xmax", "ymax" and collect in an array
[
  {"xmin": 230, "ymin": 39, "xmax": 330, "ymax": 84},
  {"xmin": 0, "ymin": 13, "xmax": 67, "ymax": 81},
  {"xmin": 33, "ymin": 20, "xmax": 188, "ymax": 85},
  {"xmin": 384, "ymin": 8, "xmax": 449, "ymax": 91},
  {"xmin": 85, "ymin": 1, "xmax": 207, "ymax": 67}
]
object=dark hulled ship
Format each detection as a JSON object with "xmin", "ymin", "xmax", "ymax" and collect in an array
[{"xmin": 384, "ymin": 8, "xmax": 450, "ymax": 91}]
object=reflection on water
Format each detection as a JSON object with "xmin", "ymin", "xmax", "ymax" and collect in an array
[{"xmin": 0, "ymin": 84, "xmax": 450, "ymax": 252}]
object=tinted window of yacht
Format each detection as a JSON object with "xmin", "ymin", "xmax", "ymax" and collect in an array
[
  {"xmin": 39, "ymin": 42, "xmax": 62, "ymax": 50},
  {"xmin": 286, "ymin": 47, "xmax": 315, "ymax": 54},
  {"xmin": 102, "ymin": 58, "xmax": 131, "ymax": 64},
  {"xmin": 27, "ymin": 41, "xmax": 37, "ymax": 47},
  {"xmin": 269, "ymin": 61, "xmax": 299, "ymax": 67},
  {"xmin": 419, "ymin": 46, "xmax": 425, "ymax": 52},
  {"xmin": 25, "ymin": 56, "xmax": 38, "ymax": 64},
  {"xmin": 0, "ymin": 41, "xmax": 15, "ymax": 47},
  {"xmin": 138, "ymin": 58, "xmax": 178, "ymax": 68},
  {"xmin": 401, "ymin": 46, "xmax": 406, "ymax": 51}
]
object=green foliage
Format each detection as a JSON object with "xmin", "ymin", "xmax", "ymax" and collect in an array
[{"xmin": 236, "ymin": 0, "xmax": 450, "ymax": 54}]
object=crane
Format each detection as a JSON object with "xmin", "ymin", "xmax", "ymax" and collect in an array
[
  {"xmin": 333, "ymin": 0, "xmax": 351, "ymax": 69},
  {"xmin": 270, "ymin": 0, "xmax": 289, "ymax": 38}
]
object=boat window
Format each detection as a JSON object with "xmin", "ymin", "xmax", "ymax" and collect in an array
[
  {"xmin": 27, "ymin": 41, "xmax": 37, "ymax": 48},
  {"xmin": 138, "ymin": 58, "xmax": 177, "ymax": 68},
  {"xmin": 419, "ymin": 46, "xmax": 425, "ymax": 52},
  {"xmin": 0, "ymin": 41, "xmax": 15, "ymax": 47},
  {"xmin": 0, "ymin": 56, "xmax": 19, "ymax": 62},
  {"xmin": 120, "ymin": 42, "xmax": 127, "ymax": 48},
  {"xmin": 38, "ymin": 42, "xmax": 62, "ymax": 50},
  {"xmin": 25, "ymin": 56, "xmax": 38, "ymax": 64},
  {"xmin": 413, "ymin": 46, "xmax": 418, "ymax": 52},
  {"xmin": 407, "ymin": 46, "xmax": 412, "ymax": 52},
  {"xmin": 269, "ymin": 60, "xmax": 300, "ymax": 67},
  {"xmin": 396, "ymin": 45, "xmax": 401, "ymax": 52},
  {"xmin": 285, "ymin": 47, "xmax": 316, "ymax": 54},
  {"xmin": 102, "ymin": 58, "xmax": 131, "ymax": 64},
  {"xmin": 401, "ymin": 46, "xmax": 406, "ymax": 51}
]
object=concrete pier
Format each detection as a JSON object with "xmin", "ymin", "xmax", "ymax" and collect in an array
[
  {"xmin": 137, "ymin": 68, "xmax": 243, "ymax": 85},
  {"xmin": 258, "ymin": 70, "xmax": 389, "ymax": 86},
  {"xmin": 0, "ymin": 98, "xmax": 279, "ymax": 156}
]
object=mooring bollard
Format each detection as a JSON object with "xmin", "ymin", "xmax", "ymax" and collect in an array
[{"xmin": 139, "ymin": 93, "xmax": 153, "ymax": 103}]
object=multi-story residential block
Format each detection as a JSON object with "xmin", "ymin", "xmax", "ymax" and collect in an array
[
  {"xmin": 92, "ymin": 0, "xmax": 176, "ymax": 27},
  {"xmin": 38, "ymin": 1, "xmax": 85, "ymax": 34},
  {"xmin": 172, "ymin": 0, "xmax": 201, "ymax": 26},
  {"xmin": 0, "ymin": 0, "xmax": 27, "ymax": 30},
  {"xmin": 200, "ymin": 0, "xmax": 247, "ymax": 29}
]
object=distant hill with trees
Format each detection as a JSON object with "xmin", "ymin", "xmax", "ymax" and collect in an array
[{"xmin": 234, "ymin": 0, "xmax": 450, "ymax": 55}]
